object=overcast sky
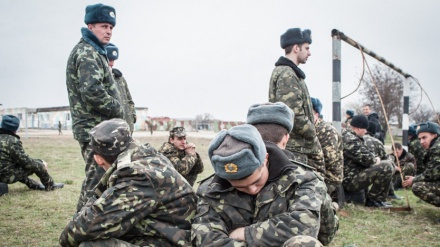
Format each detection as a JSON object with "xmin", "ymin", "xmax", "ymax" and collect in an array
[{"xmin": 1, "ymin": 0, "xmax": 439, "ymax": 121}]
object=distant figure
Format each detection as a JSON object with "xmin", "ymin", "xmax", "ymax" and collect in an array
[
  {"xmin": 105, "ymin": 43, "xmax": 136, "ymax": 134},
  {"xmin": 363, "ymin": 104, "xmax": 385, "ymax": 144},
  {"xmin": 158, "ymin": 127, "xmax": 204, "ymax": 186},
  {"xmin": 345, "ymin": 109, "xmax": 354, "ymax": 129},
  {"xmin": 0, "ymin": 115, "xmax": 64, "ymax": 192},
  {"xmin": 58, "ymin": 121, "xmax": 63, "ymax": 135},
  {"xmin": 146, "ymin": 120, "xmax": 154, "ymax": 135}
]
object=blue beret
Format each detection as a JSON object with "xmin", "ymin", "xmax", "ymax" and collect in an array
[
  {"xmin": 208, "ymin": 124, "xmax": 266, "ymax": 180},
  {"xmin": 1, "ymin": 115, "xmax": 20, "ymax": 132},
  {"xmin": 408, "ymin": 124, "xmax": 417, "ymax": 136},
  {"xmin": 105, "ymin": 43, "xmax": 119, "ymax": 60},
  {"xmin": 84, "ymin": 3, "xmax": 116, "ymax": 27},
  {"xmin": 246, "ymin": 102, "xmax": 294, "ymax": 132},
  {"xmin": 346, "ymin": 110, "xmax": 355, "ymax": 117},
  {"xmin": 280, "ymin": 28, "xmax": 312, "ymax": 49},
  {"xmin": 350, "ymin": 115, "xmax": 369, "ymax": 129},
  {"xmin": 311, "ymin": 97, "xmax": 322, "ymax": 115},
  {"xmin": 416, "ymin": 121, "xmax": 440, "ymax": 135}
]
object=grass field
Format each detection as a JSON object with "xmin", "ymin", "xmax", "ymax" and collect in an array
[{"xmin": 0, "ymin": 131, "xmax": 439, "ymax": 246}]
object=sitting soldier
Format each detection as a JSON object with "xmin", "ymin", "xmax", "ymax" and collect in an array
[
  {"xmin": 0, "ymin": 115, "xmax": 64, "ymax": 192},
  {"xmin": 408, "ymin": 124, "xmax": 427, "ymax": 175},
  {"xmin": 403, "ymin": 122, "xmax": 440, "ymax": 207},
  {"xmin": 59, "ymin": 119, "xmax": 197, "ymax": 246},
  {"xmin": 158, "ymin": 127, "xmax": 204, "ymax": 186},
  {"xmin": 389, "ymin": 142, "xmax": 416, "ymax": 190},
  {"xmin": 192, "ymin": 124, "xmax": 325, "ymax": 246}
]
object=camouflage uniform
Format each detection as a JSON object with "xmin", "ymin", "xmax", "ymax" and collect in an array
[
  {"xmin": 412, "ymin": 137, "xmax": 440, "ymax": 206},
  {"xmin": 389, "ymin": 149, "xmax": 416, "ymax": 189},
  {"xmin": 59, "ymin": 141, "xmax": 197, "ymax": 247},
  {"xmin": 0, "ymin": 129, "xmax": 54, "ymax": 189},
  {"xmin": 408, "ymin": 137, "xmax": 427, "ymax": 175},
  {"xmin": 191, "ymin": 142, "xmax": 338, "ymax": 247},
  {"xmin": 66, "ymin": 28, "xmax": 124, "ymax": 211},
  {"xmin": 342, "ymin": 129, "xmax": 394, "ymax": 202},
  {"xmin": 315, "ymin": 118, "xmax": 343, "ymax": 194},
  {"xmin": 158, "ymin": 141, "xmax": 204, "ymax": 186},
  {"xmin": 283, "ymin": 235, "xmax": 323, "ymax": 247},
  {"xmin": 113, "ymin": 68, "xmax": 136, "ymax": 134},
  {"xmin": 269, "ymin": 56, "xmax": 325, "ymax": 175}
]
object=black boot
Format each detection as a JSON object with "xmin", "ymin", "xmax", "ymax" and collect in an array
[
  {"xmin": 20, "ymin": 177, "xmax": 45, "ymax": 191},
  {"xmin": 365, "ymin": 198, "xmax": 392, "ymax": 208},
  {"xmin": 46, "ymin": 182, "xmax": 64, "ymax": 191},
  {"xmin": 0, "ymin": 182, "xmax": 8, "ymax": 196}
]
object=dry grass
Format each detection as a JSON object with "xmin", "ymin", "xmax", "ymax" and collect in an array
[{"xmin": 0, "ymin": 131, "xmax": 439, "ymax": 246}]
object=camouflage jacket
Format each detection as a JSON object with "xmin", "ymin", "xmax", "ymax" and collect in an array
[
  {"xmin": 315, "ymin": 118, "xmax": 343, "ymax": 184},
  {"xmin": 363, "ymin": 135, "xmax": 388, "ymax": 160},
  {"xmin": 269, "ymin": 57, "xmax": 322, "ymax": 155},
  {"xmin": 0, "ymin": 129, "xmax": 45, "ymax": 182},
  {"xmin": 113, "ymin": 69, "xmax": 136, "ymax": 133},
  {"xmin": 389, "ymin": 149, "xmax": 416, "ymax": 169},
  {"xmin": 158, "ymin": 141, "xmax": 204, "ymax": 186},
  {"xmin": 342, "ymin": 129, "xmax": 376, "ymax": 179},
  {"xmin": 59, "ymin": 141, "xmax": 197, "ymax": 247},
  {"xmin": 408, "ymin": 138, "xmax": 427, "ymax": 174},
  {"xmin": 413, "ymin": 137, "xmax": 440, "ymax": 183},
  {"xmin": 192, "ymin": 142, "xmax": 338, "ymax": 247},
  {"xmin": 66, "ymin": 28, "xmax": 123, "ymax": 142}
]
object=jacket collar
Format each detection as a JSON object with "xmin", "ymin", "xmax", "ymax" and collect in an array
[
  {"xmin": 81, "ymin": 27, "xmax": 107, "ymax": 55},
  {"xmin": 0, "ymin": 128, "xmax": 20, "ymax": 139},
  {"xmin": 275, "ymin": 56, "xmax": 306, "ymax": 79}
]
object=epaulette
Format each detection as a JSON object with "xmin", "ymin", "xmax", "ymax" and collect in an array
[
  {"xmin": 197, "ymin": 173, "xmax": 215, "ymax": 185},
  {"xmin": 112, "ymin": 68, "xmax": 123, "ymax": 78},
  {"xmin": 289, "ymin": 159, "xmax": 316, "ymax": 171}
]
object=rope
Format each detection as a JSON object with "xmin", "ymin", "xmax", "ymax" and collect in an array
[{"xmin": 341, "ymin": 47, "xmax": 366, "ymax": 100}]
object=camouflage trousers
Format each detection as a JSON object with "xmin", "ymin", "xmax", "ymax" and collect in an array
[
  {"xmin": 283, "ymin": 235, "xmax": 323, "ymax": 247},
  {"xmin": 76, "ymin": 142, "xmax": 106, "ymax": 212},
  {"xmin": 412, "ymin": 181, "xmax": 440, "ymax": 207},
  {"xmin": 393, "ymin": 163, "xmax": 415, "ymax": 189},
  {"xmin": 343, "ymin": 161, "xmax": 394, "ymax": 201},
  {"xmin": 0, "ymin": 161, "xmax": 53, "ymax": 188},
  {"xmin": 79, "ymin": 238, "xmax": 137, "ymax": 247}
]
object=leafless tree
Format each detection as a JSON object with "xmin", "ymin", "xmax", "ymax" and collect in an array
[{"xmin": 410, "ymin": 104, "xmax": 435, "ymax": 123}]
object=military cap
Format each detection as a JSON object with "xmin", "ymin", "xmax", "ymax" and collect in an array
[
  {"xmin": 311, "ymin": 97, "xmax": 322, "ymax": 115},
  {"xmin": 408, "ymin": 124, "xmax": 417, "ymax": 136},
  {"xmin": 350, "ymin": 115, "xmax": 369, "ymax": 129},
  {"xmin": 246, "ymin": 102, "xmax": 294, "ymax": 132},
  {"xmin": 346, "ymin": 109, "xmax": 355, "ymax": 117},
  {"xmin": 1, "ymin": 115, "xmax": 20, "ymax": 132},
  {"xmin": 367, "ymin": 121, "xmax": 377, "ymax": 135},
  {"xmin": 170, "ymin": 127, "xmax": 186, "ymax": 137},
  {"xmin": 84, "ymin": 3, "xmax": 116, "ymax": 27},
  {"xmin": 208, "ymin": 124, "xmax": 266, "ymax": 180},
  {"xmin": 280, "ymin": 28, "xmax": 312, "ymax": 49},
  {"xmin": 416, "ymin": 121, "xmax": 440, "ymax": 135},
  {"xmin": 89, "ymin": 118, "xmax": 133, "ymax": 156},
  {"xmin": 105, "ymin": 43, "xmax": 119, "ymax": 60}
]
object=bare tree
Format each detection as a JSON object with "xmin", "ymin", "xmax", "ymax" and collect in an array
[
  {"xmin": 410, "ymin": 104, "xmax": 435, "ymax": 123},
  {"xmin": 195, "ymin": 113, "xmax": 214, "ymax": 130}
]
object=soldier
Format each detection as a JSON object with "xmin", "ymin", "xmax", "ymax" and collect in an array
[
  {"xmin": 344, "ymin": 109, "xmax": 354, "ymax": 129},
  {"xmin": 246, "ymin": 102, "xmax": 339, "ymax": 245},
  {"xmin": 389, "ymin": 142, "xmax": 416, "ymax": 190},
  {"xmin": 408, "ymin": 124, "xmax": 427, "ymax": 175},
  {"xmin": 105, "ymin": 43, "xmax": 137, "ymax": 134},
  {"xmin": 311, "ymin": 98, "xmax": 343, "ymax": 195},
  {"xmin": 66, "ymin": 3, "xmax": 124, "ymax": 212},
  {"xmin": 403, "ymin": 121, "xmax": 440, "ymax": 207},
  {"xmin": 0, "ymin": 115, "xmax": 64, "ymax": 191},
  {"xmin": 59, "ymin": 119, "xmax": 197, "ymax": 247},
  {"xmin": 342, "ymin": 115, "xmax": 394, "ymax": 208},
  {"xmin": 362, "ymin": 104, "xmax": 385, "ymax": 144},
  {"xmin": 158, "ymin": 127, "xmax": 204, "ymax": 186},
  {"xmin": 58, "ymin": 121, "xmax": 63, "ymax": 135},
  {"xmin": 268, "ymin": 27, "xmax": 325, "ymax": 176},
  {"xmin": 192, "ymin": 124, "xmax": 326, "ymax": 246}
]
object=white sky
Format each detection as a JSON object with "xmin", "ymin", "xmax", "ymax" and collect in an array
[{"xmin": 1, "ymin": 0, "xmax": 439, "ymax": 121}]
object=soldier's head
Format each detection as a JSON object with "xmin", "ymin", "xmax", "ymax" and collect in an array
[
  {"xmin": 105, "ymin": 43, "xmax": 118, "ymax": 68},
  {"xmin": 169, "ymin": 127, "xmax": 187, "ymax": 150},
  {"xmin": 346, "ymin": 109, "xmax": 355, "ymax": 119},
  {"xmin": 416, "ymin": 121, "xmax": 440, "ymax": 150},
  {"xmin": 362, "ymin": 104, "xmax": 372, "ymax": 116},
  {"xmin": 84, "ymin": 3, "xmax": 116, "ymax": 45},
  {"xmin": 246, "ymin": 102, "xmax": 294, "ymax": 149},
  {"xmin": 408, "ymin": 124, "xmax": 417, "ymax": 140},
  {"xmin": 89, "ymin": 118, "xmax": 133, "ymax": 169},
  {"xmin": 311, "ymin": 97, "xmax": 322, "ymax": 124},
  {"xmin": 350, "ymin": 115, "xmax": 369, "ymax": 137},
  {"xmin": 280, "ymin": 28, "xmax": 312, "ymax": 65},
  {"xmin": 391, "ymin": 142, "xmax": 404, "ymax": 157},
  {"xmin": 1, "ymin": 115, "xmax": 20, "ymax": 133},
  {"xmin": 209, "ymin": 124, "xmax": 268, "ymax": 195}
]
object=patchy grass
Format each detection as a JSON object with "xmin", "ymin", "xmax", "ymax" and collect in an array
[{"xmin": 0, "ymin": 132, "xmax": 439, "ymax": 246}]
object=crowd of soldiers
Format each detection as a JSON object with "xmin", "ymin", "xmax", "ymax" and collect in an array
[{"xmin": 1, "ymin": 3, "xmax": 439, "ymax": 246}]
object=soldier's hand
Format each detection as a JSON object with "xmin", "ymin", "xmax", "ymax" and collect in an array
[
  {"xmin": 402, "ymin": 176, "xmax": 414, "ymax": 188},
  {"xmin": 42, "ymin": 160, "xmax": 48, "ymax": 170},
  {"xmin": 395, "ymin": 166, "xmax": 402, "ymax": 173},
  {"xmin": 185, "ymin": 143, "xmax": 196, "ymax": 155},
  {"xmin": 375, "ymin": 157, "xmax": 381, "ymax": 165},
  {"xmin": 229, "ymin": 227, "xmax": 245, "ymax": 241}
]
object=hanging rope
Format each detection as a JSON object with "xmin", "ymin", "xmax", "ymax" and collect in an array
[{"xmin": 341, "ymin": 45, "xmax": 366, "ymax": 100}]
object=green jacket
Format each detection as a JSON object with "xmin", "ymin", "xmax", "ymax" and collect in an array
[
  {"xmin": 342, "ymin": 129, "xmax": 376, "ymax": 180},
  {"xmin": 113, "ymin": 69, "xmax": 136, "ymax": 133},
  {"xmin": 66, "ymin": 28, "xmax": 123, "ymax": 142},
  {"xmin": 413, "ymin": 137, "xmax": 440, "ymax": 183}
]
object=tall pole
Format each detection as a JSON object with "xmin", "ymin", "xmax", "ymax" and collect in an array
[
  {"xmin": 402, "ymin": 78, "xmax": 410, "ymax": 150},
  {"xmin": 331, "ymin": 30, "xmax": 342, "ymax": 133}
]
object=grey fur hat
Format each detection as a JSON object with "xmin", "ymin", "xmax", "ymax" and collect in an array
[
  {"xmin": 1, "ymin": 115, "xmax": 20, "ymax": 132},
  {"xmin": 416, "ymin": 121, "xmax": 440, "ymax": 135},
  {"xmin": 105, "ymin": 43, "xmax": 119, "ymax": 60},
  {"xmin": 246, "ymin": 102, "xmax": 294, "ymax": 132},
  {"xmin": 208, "ymin": 124, "xmax": 266, "ymax": 180},
  {"xmin": 280, "ymin": 28, "xmax": 312, "ymax": 49},
  {"xmin": 84, "ymin": 3, "xmax": 116, "ymax": 27}
]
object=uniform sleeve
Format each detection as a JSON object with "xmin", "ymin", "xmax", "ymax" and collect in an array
[
  {"xmin": 76, "ymin": 53, "xmax": 123, "ymax": 118},
  {"xmin": 343, "ymin": 135, "xmax": 375, "ymax": 167},
  {"xmin": 159, "ymin": 144, "xmax": 198, "ymax": 176},
  {"xmin": 59, "ymin": 179, "xmax": 156, "ymax": 247},
  {"xmin": 10, "ymin": 139, "xmax": 45, "ymax": 171},
  {"xmin": 121, "ymin": 77, "xmax": 136, "ymax": 123},
  {"xmin": 413, "ymin": 148, "xmax": 440, "ymax": 183}
]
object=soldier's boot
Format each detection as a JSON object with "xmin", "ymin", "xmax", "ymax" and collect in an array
[
  {"xmin": 19, "ymin": 177, "xmax": 45, "ymax": 191},
  {"xmin": 35, "ymin": 169, "xmax": 64, "ymax": 191},
  {"xmin": 0, "ymin": 183, "xmax": 9, "ymax": 196}
]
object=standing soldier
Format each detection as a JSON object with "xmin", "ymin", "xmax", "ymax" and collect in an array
[
  {"xmin": 311, "ymin": 98, "xmax": 343, "ymax": 195},
  {"xmin": 408, "ymin": 124, "xmax": 427, "ymax": 175},
  {"xmin": 58, "ymin": 121, "xmax": 63, "ymax": 135},
  {"xmin": 66, "ymin": 3, "xmax": 123, "ymax": 212},
  {"xmin": 105, "ymin": 43, "xmax": 137, "ymax": 134},
  {"xmin": 269, "ymin": 27, "xmax": 325, "ymax": 176},
  {"xmin": 158, "ymin": 127, "xmax": 204, "ymax": 186},
  {"xmin": 403, "ymin": 122, "xmax": 440, "ymax": 207}
]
